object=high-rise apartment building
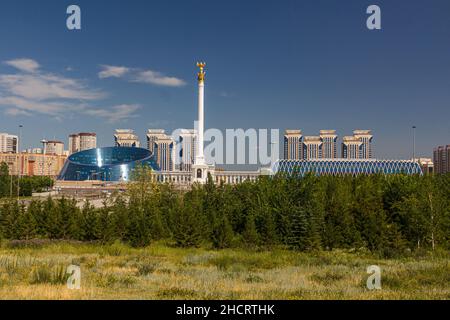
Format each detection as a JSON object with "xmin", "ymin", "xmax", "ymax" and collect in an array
[
  {"xmin": 68, "ymin": 135, "xmax": 78, "ymax": 154},
  {"xmin": 353, "ymin": 130, "xmax": 373, "ymax": 159},
  {"xmin": 284, "ymin": 129, "xmax": 372, "ymax": 160},
  {"xmin": 69, "ymin": 133, "xmax": 97, "ymax": 154},
  {"xmin": 319, "ymin": 130, "xmax": 338, "ymax": 159},
  {"xmin": 416, "ymin": 158, "xmax": 434, "ymax": 175},
  {"xmin": 303, "ymin": 136, "xmax": 322, "ymax": 160},
  {"xmin": 154, "ymin": 135, "xmax": 175, "ymax": 172},
  {"xmin": 284, "ymin": 130, "xmax": 303, "ymax": 160},
  {"xmin": 177, "ymin": 129, "xmax": 196, "ymax": 172},
  {"xmin": 0, "ymin": 133, "xmax": 18, "ymax": 153},
  {"xmin": 146, "ymin": 129, "xmax": 176, "ymax": 172},
  {"xmin": 114, "ymin": 129, "xmax": 140, "ymax": 148},
  {"xmin": 45, "ymin": 140, "xmax": 65, "ymax": 156},
  {"xmin": 342, "ymin": 130, "xmax": 373, "ymax": 159},
  {"xmin": 0, "ymin": 152, "xmax": 67, "ymax": 177},
  {"xmin": 146, "ymin": 130, "xmax": 167, "ymax": 155},
  {"xmin": 342, "ymin": 136, "xmax": 363, "ymax": 159},
  {"xmin": 433, "ymin": 145, "xmax": 450, "ymax": 174},
  {"xmin": 79, "ymin": 133, "xmax": 97, "ymax": 152}
]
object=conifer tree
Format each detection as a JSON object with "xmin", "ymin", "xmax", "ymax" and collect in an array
[
  {"xmin": 354, "ymin": 175, "xmax": 388, "ymax": 252},
  {"xmin": 6, "ymin": 201, "xmax": 21, "ymax": 240},
  {"xmin": 56, "ymin": 198, "xmax": 79, "ymax": 239},
  {"xmin": 79, "ymin": 201, "xmax": 99, "ymax": 241},
  {"xmin": 97, "ymin": 203, "xmax": 116, "ymax": 243},
  {"xmin": 145, "ymin": 204, "xmax": 165, "ymax": 241},
  {"xmin": 44, "ymin": 197, "xmax": 60, "ymax": 239},
  {"xmin": 0, "ymin": 162, "xmax": 10, "ymax": 198},
  {"xmin": 16, "ymin": 203, "xmax": 37, "ymax": 240},
  {"xmin": 28, "ymin": 200, "xmax": 46, "ymax": 238},
  {"xmin": 127, "ymin": 207, "xmax": 151, "ymax": 247},
  {"xmin": 212, "ymin": 213, "xmax": 234, "ymax": 249},
  {"xmin": 110, "ymin": 195, "xmax": 130, "ymax": 241},
  {"xmin": 172, "ymin": 194, "xmax": 204, "ymax": 247},
  {"xmin": 286, "ymin": 207, "xmax": 308, "ymax": 250},
  {"xmin": 0, "ymin": 203, "xmax": 4, "ymax": 239},
  {"xmin": 243, "ymin": 212, "xmax": 259, "ymax": 247}
]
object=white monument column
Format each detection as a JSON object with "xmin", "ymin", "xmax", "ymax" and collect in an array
[
  {"xmin": 192, "ymin": 62, "xmax": 209, "ymax": 183},
  {"xmin": 196, "ymin": 62, "xmax": 205, "ymax": 165}
]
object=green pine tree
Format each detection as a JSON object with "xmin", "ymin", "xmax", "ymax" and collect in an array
[
  {"xmin": 0, "ymin": 162, "xmax": 10, "ymax": 198},
  {"xmin": 286, "ymin": 207, "xmax": 308, "ymax": 251},
  {"xmin": 16, "ymin": 203, "xmax": 37, "ymax": 240},
  {"xmin": 212, "ymin": 213, "xmax": 234, "ymax": 249},
  {"xmin": 172, "ymin": 195, "xmax": 204, "ymax": 248},
  {"xmin": 242, "ymin": 213, "xmax": 259, "ymax": 247},
  {"xmin": 79, "ymin": 201, "xmax": 100, "ymax": 241}
]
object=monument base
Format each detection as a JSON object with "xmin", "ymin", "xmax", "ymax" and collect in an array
[{"xmin": 192, "ymin": 162, "xmax": 213, "ymax": 184}]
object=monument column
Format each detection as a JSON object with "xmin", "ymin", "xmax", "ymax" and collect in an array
[
  {"xmin": 196, "ymin": 62, "xmax": 206, "ymax": 165},
  {"xmin": 192, "ymin": 62, "xmax": 209, "ymax": 183}
]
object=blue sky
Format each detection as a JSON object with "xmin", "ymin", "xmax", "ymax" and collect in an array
[{"xmin": 0, "ymin": 0, "xmax": 449, "ymax": 159}]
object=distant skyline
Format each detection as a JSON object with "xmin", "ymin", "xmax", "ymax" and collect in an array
[{"xmin": 0, "ymin": 0, "xmax": 449, "ymax": 159}]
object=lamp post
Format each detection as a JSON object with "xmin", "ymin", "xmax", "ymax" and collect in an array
[
  {"xmin": 412, "ymin": 126, "xmax": 416, "ymax": 161},
  {"xmin": 10, "ymin": 163, "xmax": 13, "ymax": 198},
  {"xmin": 41, "ymin": 139, "xmax": 47, "ymax": 176},
  {"xmin": 17, "ymin": 124, "xmax": 23, "ymax": 201}
]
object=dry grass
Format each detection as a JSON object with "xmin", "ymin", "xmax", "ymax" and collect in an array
[{"xmin": 0, "ymin": 241, "xmax": 448, "ymax": 300}]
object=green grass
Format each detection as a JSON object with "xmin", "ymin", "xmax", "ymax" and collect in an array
[{"xmin": 0, "ymin": 240, "xmax": 448, "ymax": 300}]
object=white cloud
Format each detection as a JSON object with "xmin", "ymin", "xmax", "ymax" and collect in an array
[
  {"xmin": 0, "ymin": 95, "xmax": 85, "ymax": 116},
  {"xmin": 0, "ymin": 59, "xmax": 141, "ymax": 123},
  {"xmin": 98, "ymin": 65, "xmax": 130, "ymax": 79},
  {"xmin": 4, "ymin": 108, "xmax": 32, "ymax": 117},
  {"xmin": 4, "ymin": 58, "xmax": 40, "ymax": 73},
  {"xmin": 0, "ymin": 95, "xmax": 141, "ymax": 123},
  {"xmin": 0, "ymin": 73, "xmax": 105, "ymax": 101},
  {"xmin": 98, "ymin": 65, "xmax": 186, "ymax": 87},
  {"xmin": 133, "ymin": 70, "xmax": 186, "ymax": 87},
  {"xmin": 84, "ymin": 104, "xmax": 141, "ymax": 123}
]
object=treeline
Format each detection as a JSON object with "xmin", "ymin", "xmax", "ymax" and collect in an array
[
  {"xmin": 0, "ymin": 166, "xmax": 449, "ymax": 256},
  {"xmin": 0, "ymin": 162, "xmax": 54, "ymax": 197}
]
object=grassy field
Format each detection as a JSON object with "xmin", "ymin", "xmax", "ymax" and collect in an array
[{"xmin": 0, "ymin": 241, "xmax": 448, "ymax": 300}]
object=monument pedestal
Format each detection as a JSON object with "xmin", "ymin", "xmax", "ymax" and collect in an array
[{"xmin": 192, "ymin": 162, "xmax": 211, "ymax": 184}]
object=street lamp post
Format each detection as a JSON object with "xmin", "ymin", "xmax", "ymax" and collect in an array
[
  {"xmin": 10, "ymin": 164, "xmax": 13, "ymax": 198},
  {"xmin": 17, "ymin": 125, "xmax": 23, "ymax": 201},
  {"xmin": 412, "ymin": 126, "xmax": 416, "ymax": 161},
  {"xmin": 41, "ymin": 139, "xmax": 47, "ymax": 176}
]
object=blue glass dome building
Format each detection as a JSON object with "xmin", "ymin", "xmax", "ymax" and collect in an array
[
  {"xmin": 58, "ymin": 147, "xmax": 159, "ymax": 182},
  {"xmin": 272, "ymin": 159, "xmax": 423, "ymax": 176}
]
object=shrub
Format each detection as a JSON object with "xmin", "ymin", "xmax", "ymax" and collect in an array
[
  {"xmin": 136, "ymin": 261, "xmax": 158, "ymax": 276},
  {"xmin": 96, "ymin": 273, "xmax": 137, "ymax": 288},
  {"xmin": 29, "ymin": 264, "xmax": 69, "ymax": 285},
  {"xmin": 103, "ymin": 241, "xmax": 131, "ymax": 256}
]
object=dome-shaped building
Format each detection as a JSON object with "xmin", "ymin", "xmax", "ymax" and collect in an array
[{"xmin": 58, "ymin": 147, "xmax": 159, "ymax": 182}]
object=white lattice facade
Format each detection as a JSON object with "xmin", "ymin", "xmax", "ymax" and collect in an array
[{"xmin": 272, "ymin": 159, "xmax": 423, "ymax": 176}]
